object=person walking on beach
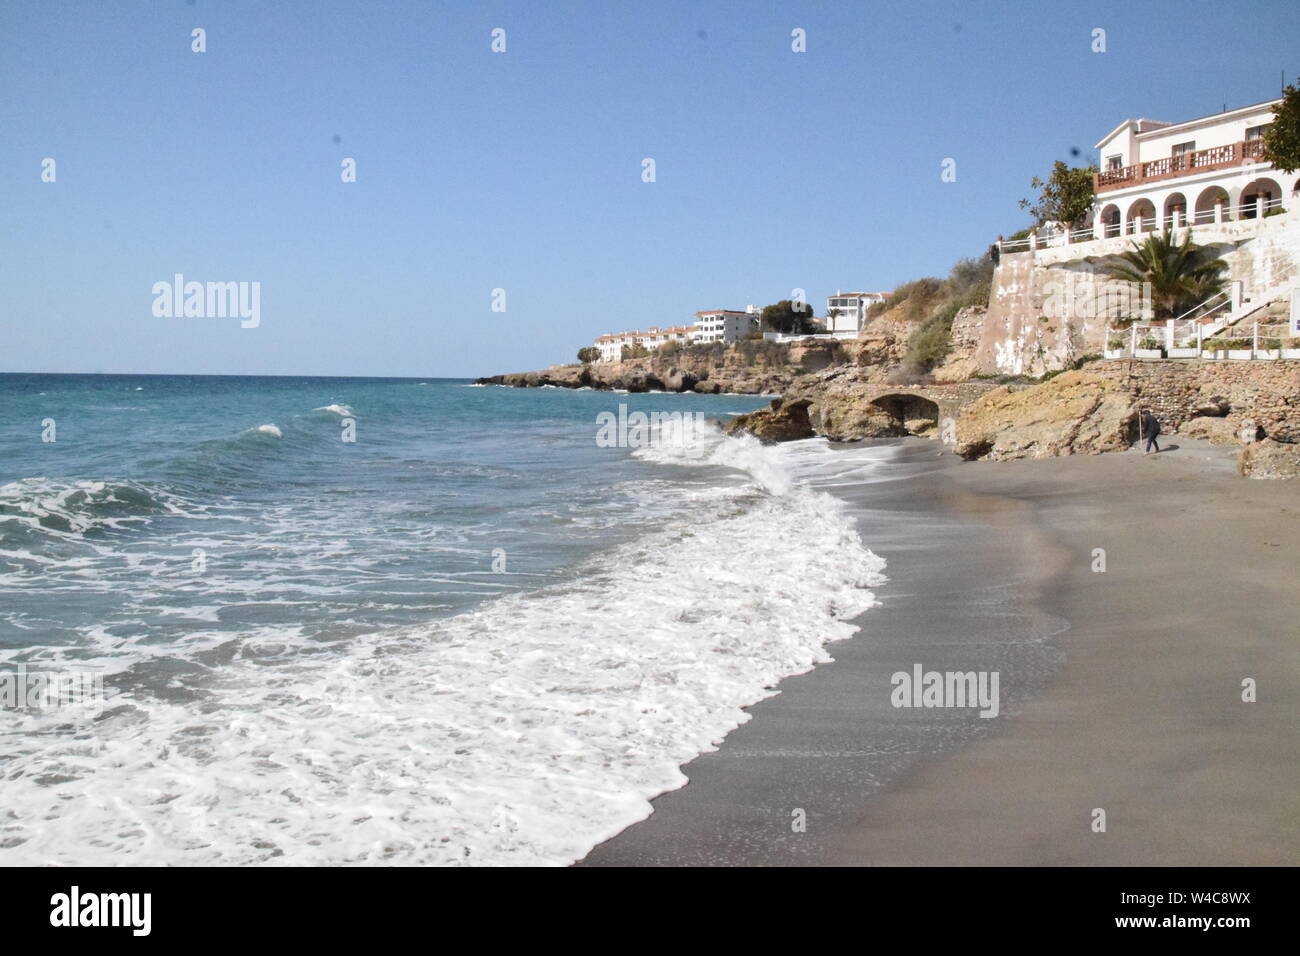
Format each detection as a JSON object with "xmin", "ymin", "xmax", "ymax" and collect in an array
[{"xmin": 1141, "ymin": 408, "xmax": 1161, "ymax": 454}]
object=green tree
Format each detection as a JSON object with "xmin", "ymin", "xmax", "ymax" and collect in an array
[
  {"xmin": 1102, "ymin": 229, "xmax": 1228, "ymax": 319},
  {"xmin": 620, "ymin": 343, "xmax": 649, "ymax": 360},
  {"xmin": 576, "ymin": 346, "xmax": 600, "ymax": 364},
  {"xmin": 1020, "ymin": 161, "xmax": 1098, "ymax": 228},
  {"xmin": 1261, "ymin": 81, "xmax": 1300, "ymax": 174},
  {"xmin": 760, "ymin": 300, "xmax": 820, "ymax": 335}
]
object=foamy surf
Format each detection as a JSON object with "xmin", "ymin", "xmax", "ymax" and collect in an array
[{"xmin": 0, "ymin": 428, "xmax": 885, "ymax": 866}]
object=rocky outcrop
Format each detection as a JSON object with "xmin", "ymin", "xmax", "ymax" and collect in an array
[
  {"xmin": 931, "ymin": 306, "xmax": 987, "ymax": 384},
  {"xmin": 690, "ymin": 368, "xmax": 796, "ymax": 395},
  {"xmin": 847, "ymin": 311, "xmax": 918, "ymax": 379},
  {"xmin": 786, "ymin": 338, "xmax": 846, "ymax": 373},
  {"xmin": 785, "ymin": 368, "xmax": 908, "ymax": 440},
  {"xmin": 477, "ymin": 345, "xmax": 811, "ymax": 395},
  {"xmin": 1238, "ymin": 439, "xmax": 1300, "ymax": 479},
  {"xmin": 1178, "ymin": 416, "xmax": 1244, "ymax": 445},
  {"xmin": 955, "ymin": 371, "xmax": 1136, "ymax": 461},
  {"xmin": 723, "ymin": 398, "xmax": 814, "ymax": 443}
]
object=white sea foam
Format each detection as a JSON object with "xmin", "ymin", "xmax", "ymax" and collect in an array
[
  {"xmin": 253, "ymin": 424, "xmax": 282, "ymax": 438},
  {"xmin": 0, "ymin": 431, "xmax": 885, "ymax": 866},
  {"xmin": 0, "ymin": 478, "xmax": 199, "ymax": 535},
  {"xmin": 313, "ymin": 404, "xmax": 354, "ymax": 416}
]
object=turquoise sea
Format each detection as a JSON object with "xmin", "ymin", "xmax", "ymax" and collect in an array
[{"xmin": 0, "ymin": 373, "xmax": 886, "ymax": 865}]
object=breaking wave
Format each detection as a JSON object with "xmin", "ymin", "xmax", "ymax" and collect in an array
[{"xmin": 0, "ymin": 428, "xmax": 885, "ymax": 866}]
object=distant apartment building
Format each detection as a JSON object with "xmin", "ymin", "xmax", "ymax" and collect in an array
[
  {"xmin": 592, "ymin": 325, "xmax": 691, "ymax": 363},
  {"xmin": 689, "ymin": 308, "xmax": 760, "ymax": 344},
  {"xmin": 825, "ymin": 291, "xmax": 888, "ymax": 333}
]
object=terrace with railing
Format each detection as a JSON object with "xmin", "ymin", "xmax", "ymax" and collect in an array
[
  {"xmin": 997, "ymin": 196, "xmax": 1287, "ymax": 254},
  {"xmin": 1095, "ymin": 138, "xmax": 1269, "ymax": 193}
]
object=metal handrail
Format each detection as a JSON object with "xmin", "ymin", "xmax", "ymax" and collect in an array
[{"xmin": 1175, "ymin": 290, "xmax": 1230, "ymax": 322}]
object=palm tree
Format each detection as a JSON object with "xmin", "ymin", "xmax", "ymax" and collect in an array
[{"xmin": 1102, "ymin": 228, "xmax": 1228, "ymax": 320}]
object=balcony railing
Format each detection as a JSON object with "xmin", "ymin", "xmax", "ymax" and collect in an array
[
  {"xmin": 1095, "ymin": 139, "xmax": 1270, "ymax": 193},
  {"xmin": 996, "ymin": 197, "xmax": 1287, "ymax": 254}
]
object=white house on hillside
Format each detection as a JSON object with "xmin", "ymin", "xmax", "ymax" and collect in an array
[
  {"xmin": 825, "ymin": 291, "xmax": 889, "ymax": 333},
  {"xmin": 1092, "ymin": 98, "xmax": 1295, "ymax": 236}
]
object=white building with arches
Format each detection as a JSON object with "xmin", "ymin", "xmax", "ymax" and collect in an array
[
  {"xmin": 1091, "ymin": 98, "xmax": 1294, "ymax": 237},
  {"xmin": 986, "ymin": 97, "xmax": 1300, "ymax": 372}
]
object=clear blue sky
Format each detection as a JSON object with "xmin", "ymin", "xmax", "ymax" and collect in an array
[{"xmin": 2, "ymin": 0, "xmax": 1294, "ymax": 377}]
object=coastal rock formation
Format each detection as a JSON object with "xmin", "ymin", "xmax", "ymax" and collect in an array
[
  {"xmin": 780, "ymin": 368, "xmax": 993, "ymax": 442},
  {"xmin": 848, "ymin": 310, "xmax": 919, "ymax": 378},
  {"xmin": 477, "ymin": 347, "xmax": 807, "ymax": 396},
  {"xmin": 787, "ymin": 338, "xmax": 846, "ymax": 373},
  {"xmin": 1178, "ymin": 416, "xmax": 1246, "ymax": 445},
  {"xmin": 480, "ymin": 367, "xmax": 591, "ymax": 389},
  {"xmin": 785, "ymin": 369, "xmax": 906, "ymax": 440},
  {"xmin": 815, "ymin": 394, "xmax": 905, "ymax": 440},
  {"xmin": 955, "ymin": 371, "xmax": 1136, "ymax": 461},
  {"xmin": 691, "ymin": 369, "xmax": 793, "ymax": 395},
  {"xmin": 1238, "ymin": 439, "xmax": 1300, "ymax": 479},
  {"xmin": 931, "ymin": 306, "xmax": 987, "ymax": 384},
  {"xmin": 723, "ymin": 398, "xmax": 814, "ymax": 443}
]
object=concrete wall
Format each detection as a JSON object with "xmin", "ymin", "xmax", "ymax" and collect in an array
[
  {"xmin": 975, "ymin": 255, "xmax": 1111, "ymax": 377},
  {"xmin": 980, "ymin": 212, "xmax": 1300, "ymax": 376}
]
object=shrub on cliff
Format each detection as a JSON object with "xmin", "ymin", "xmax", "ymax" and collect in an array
[
  {"xmin": 894, "ymin": 253, "xmax": 996, "ymax": 375},
  {"xmin": 869, "ymin": 277, "xmax": 945, "ymax": 323},
  {"xmin": 736, "ymin": 339, "xmax": 791, "ymax": 368},
  {"xmin": 904, "ymin": 311, "xmax": 956, "ymax": 371},
  {"xmin": 685, "ymin": 341, "xmax": 725, "ymax": 362}
]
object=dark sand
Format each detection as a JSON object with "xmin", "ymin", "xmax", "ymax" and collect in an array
[{"xmin": 580, "ymin": 438, "xmax": 1300, "ymax": 865}]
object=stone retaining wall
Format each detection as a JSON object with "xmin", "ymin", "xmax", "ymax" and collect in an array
[{"xmin": 1090, "ymin": 359, "xmax": 1300, "ymax": 441}]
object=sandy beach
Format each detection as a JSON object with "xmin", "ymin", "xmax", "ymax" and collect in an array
[{"xmin": 580, "ymin": 438, "xmax": 1300, "ymax": 866}]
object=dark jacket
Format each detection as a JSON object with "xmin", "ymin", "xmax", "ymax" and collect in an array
[{"xmin": 1142, "ymin": 413, "xmax": 1161, "ymax": 437}]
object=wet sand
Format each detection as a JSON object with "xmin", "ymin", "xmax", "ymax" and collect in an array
[{"xmin": 579, "ymin": 438, "xmax": 1300, "ymax": 865}]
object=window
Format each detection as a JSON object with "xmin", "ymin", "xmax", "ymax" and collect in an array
[
  {"xmin": 1171, "ymin": 141, "xmax": 1196, "ymax": 157},
  {"xmin": 1106, "ymin": 155, "xmax": 1123, "ymax": 171},
  {"xmin": 1245, "ymin": 124, "xmax": 1270, "ymax": 141}
]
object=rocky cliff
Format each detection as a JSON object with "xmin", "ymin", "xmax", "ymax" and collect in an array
[{"xmin": 475, "ymin": 338, "xmax": 846, "ymax": 395}]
